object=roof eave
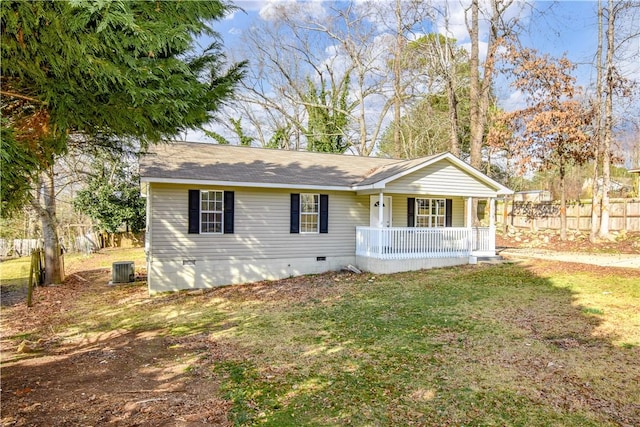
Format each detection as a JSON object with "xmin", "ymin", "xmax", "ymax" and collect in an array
[{"xmin": 139, "ymin": 176, "xmax": 353, "ymax": 192}]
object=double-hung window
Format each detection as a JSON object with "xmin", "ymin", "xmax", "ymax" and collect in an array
[
  {"xmin": 416, "ymin": 198, "xmax": 446, "ymax": 227},
  {"xmin": 300, "ymin": 193, "xmax": 319, "ymax": 233},
  {"xmin": 200, "ymin": 190, "xmax": 224, "ymax": 233},
  {"xmin": 290, "ymin": 193, "xmax": 328, "ymax": 234}
]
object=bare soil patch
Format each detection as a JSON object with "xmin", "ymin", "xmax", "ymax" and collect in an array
[{"xmin": 1, "ymin": 272, "xmax": 232, "ymax": 426}]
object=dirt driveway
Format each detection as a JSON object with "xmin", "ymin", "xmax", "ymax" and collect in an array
[{"xmin": 500, "ymin": 247, "xmax": 640, "ymax": 269}]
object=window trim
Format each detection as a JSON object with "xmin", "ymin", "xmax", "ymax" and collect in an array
[
  {"xmin": 415, "ymin": 198, "xmax": 446, "ymax": 228},
  {"xmin": 200, "ymin": 190, "xmax": 224, "ymax": 234},
  {"xmin": 300, "ymin": 193, "xmax": 320, "ymax": 234}
]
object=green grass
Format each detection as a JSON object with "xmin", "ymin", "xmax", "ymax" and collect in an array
[
  {"xmin": 0, "ymin": 256, "xmax": 32, "ymax": 289},
  {"xmin": 200, "ymin": 265, "xmax": 638, "ymax": 426},
  {"xmin": 0, "ymin": 247, "xmax": 146, "ymax": 290},
  {"xmin": 3, "ymin": 252, "xmax": 639, "ymax": 426}
]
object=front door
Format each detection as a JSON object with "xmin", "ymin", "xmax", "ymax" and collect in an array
[{"xmin": 370, "ymin": 196, "xmax": 392, "ymax": 227}]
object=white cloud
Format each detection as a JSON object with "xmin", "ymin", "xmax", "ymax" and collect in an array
[
  {"xmin": 231, "ymin": 1, "xmax": 270, "ymax": 13},
  {"xmin": 459, "ymin": 40, "xmax": 488, "ymax": 63},
  {"xmin": 433, "ymin": 1, "xmax": 532, "ymax": 46},
  {"xmin": 258, "ymin": 0, "xmax": 328, "ymax": 22},
  {"xmin": 499, "ymin": 89, "xmax": 527, "ymax": 112},
  {"xmin": 433, "ymin": 1, "xmax": 469, "ymax": 42}
]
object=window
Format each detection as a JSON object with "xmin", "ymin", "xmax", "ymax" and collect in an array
[
  {"xmin": 416, "ymin": 198, "xmax": 446, "ymax": 227},
  {"xmin": 290, "ymin": 193, "xmax": 328, "ymax": 234},
  {"xmin": 300, "ymin": 193, "xmax": 319, "ymax": 233},
  {"xmin": 188, "ymin": 190, "xmax": 234, "ymax": 234},
  {"xmin": 200, "ymin": 190, "xmax": 223, "ymax": 233}
]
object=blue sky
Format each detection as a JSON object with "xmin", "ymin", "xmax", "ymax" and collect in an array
[
  {"xmin": 214, "ymin": 1, "xmax": 603, "ymax": 88},
  {"xmin": 189, "ymin": 1, "xmax": 638, "ymax": 151}
]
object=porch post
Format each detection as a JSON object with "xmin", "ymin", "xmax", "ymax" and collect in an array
[
  {"xmin": 378, "ymin": 191, "xmax": 384, "ymax": 258},
  {"xmin": 466, "ymin": 197, "xmax": 473, "ymax": 254},
  {"xmin": 489, "ymin": 197, "xmax": 496, "ymax": 253},
  {"xmin": 378, "ymin": 192, "xmax": 384, "ymax": 228},
  {"xmin": 489, "ymin": 198, "xmax": 495, "ymax": 229}
]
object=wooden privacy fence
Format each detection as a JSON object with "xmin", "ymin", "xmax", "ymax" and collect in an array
[
  {"xmin": 0, "ymin": 239, "xmax": 42, "ymax": 257},
  {"xmin": 496, "ymin": 198, "xmax": 640, "ymax": 232},
  {"xmin": 1, "ymin": 232, "xmax": 144, "ymax": 258}
]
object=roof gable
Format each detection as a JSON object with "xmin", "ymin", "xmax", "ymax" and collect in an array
[
  {"xmin": 384, "ymin": 159, "xmax": 499, "ymax": 197},
  {"xmin": 354, "ymin": 152, "xmax": 512, "ymax": 195}
]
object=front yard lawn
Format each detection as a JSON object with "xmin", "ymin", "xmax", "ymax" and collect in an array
[{"xmin": 1, "ymin": 252, "xmax": 638, "ymax": 426}]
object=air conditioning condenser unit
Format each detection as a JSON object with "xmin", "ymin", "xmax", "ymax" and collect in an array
[{"xmin": 112, "ymin": 261, "xmax": 135, "ymax": 283}]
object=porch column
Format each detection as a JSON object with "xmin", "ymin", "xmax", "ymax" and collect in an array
[
  {"xmin": 489, "ymin": 198, "xmax": 496, "ymax": 229},
  {"xmin": 489, "ymin": 197, "xmax": 496, "ymax": 253},
  {"xmin": 377, "ymin": 191, "xmax": 385, "ymax": 258},
  {"xmin": 466, "ymin": 197, "xmax": 473, "ymax": 253},
  {"xmin": 378, "ymin": 191, "xmax": 384, "ymax": 228}
]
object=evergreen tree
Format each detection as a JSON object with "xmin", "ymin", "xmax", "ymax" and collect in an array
[
  {"xmin": 1, "ymin": 0, "xmax": 245, "ymax": 284},
  {"xmin": 74, "ymin": 151, "xmax": 146, "ymax": 235},
  {"xmin": 303, "ymin": 76, "xmax": 350, "ymax": 154}
]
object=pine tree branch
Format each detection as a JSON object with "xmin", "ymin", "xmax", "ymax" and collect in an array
[{"xmin": 0, "ymin": 90, "xmax": 42, "ymax": 104}]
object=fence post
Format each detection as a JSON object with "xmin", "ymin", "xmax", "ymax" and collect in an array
[
  {"xmin": 624, "ymin": 199, "xmax": 628, "ymax": 232},
  {"xmin": 27, "ymin": 250, "xmax": 36, "ymax": 307}
]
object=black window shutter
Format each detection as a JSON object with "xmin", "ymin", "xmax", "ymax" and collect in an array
[
  {"xmin": 290, "ymin": 193, "xmax": 300, "ymax": 233},
  {"xmin": 188, "ymin": 190, "xmax": 200, "ymax": 234},
  {"xmin": 407, "ymin": 198, "xmax": 415, "ymax": 227},
  {"xmin": 223, "ymin": 191, "xmax": 234, "ymax": 234},
  {"xmin": 445, "ymin": 199, "xmax": 453, "ymax": 227},
  {"xmin": 319, "ymin": 194, "xmax": 329, "ymax": 233}
]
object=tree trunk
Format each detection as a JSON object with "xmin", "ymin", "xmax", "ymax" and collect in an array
[
  {"xmin": 599, "ymin": 0, "xmax": 615, "ymax": 239},
  {"xmin": 446, "ymin": 78, "xmax": 460, "ymax": 157},
  {"xmin": 393, "ymin": 0, "xmax": 403, "ymax": 158},
  {"xmin": 467, "ymin": 0, "xmax": 482, "ymax": 225},
  {"xmin": 468, "ymin": 0, "xmax": 481, "ymax": 169},
  {"xmin": 590, "ymin": 0, "xmax": 604, "ymax": 243},
  {"xmin": 559, "ymin": 166, "xmax": 567, "ymax": 241},
  {"xmin": 31, "ymin": 167, "xmax": 63, "ymax": 285}
]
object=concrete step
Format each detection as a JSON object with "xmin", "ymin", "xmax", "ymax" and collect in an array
[{"xmin": 477, "ymin": 255, "xmax": 506, "ymax": 264}]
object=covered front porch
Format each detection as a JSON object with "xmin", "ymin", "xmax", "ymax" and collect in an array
[
  {"xmin": 356, "ymin": 225, "xmax": 496, "ymax": 260},
  {"xmin": 355, "ymin": 193, "xmax": 499, "ymax": 275},
  {"xmin": 349, "ymin": 152, "xmax": 511, "ymax": 274}
]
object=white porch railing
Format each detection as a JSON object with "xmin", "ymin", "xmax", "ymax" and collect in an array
[{"xmin": 356, "ymin": 226, "xmax": 495, "ymax": 260}]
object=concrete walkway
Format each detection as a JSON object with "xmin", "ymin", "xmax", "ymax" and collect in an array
[{"xmin": 498, "ymin": 248, "xmax": 640, "ymax": 269}]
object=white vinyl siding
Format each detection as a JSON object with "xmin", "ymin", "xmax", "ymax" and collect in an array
[
  {"xmin": 148, "ymin": 184, "xmax": 369, "ymax": 262},
  {"xmin": 384, "ymin": 160, "xmax": 497, "ymax": 197}
]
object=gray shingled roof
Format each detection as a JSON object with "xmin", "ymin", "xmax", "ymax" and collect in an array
[{"xmin": 140, "ymin": 141, "xmax": 440, "ymax": 188}]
